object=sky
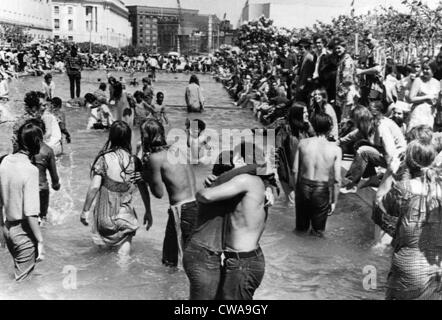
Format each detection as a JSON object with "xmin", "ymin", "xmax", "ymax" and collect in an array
[{"xmin": 122, "ymin": 0, "xmax": 440, "ymax": 28}]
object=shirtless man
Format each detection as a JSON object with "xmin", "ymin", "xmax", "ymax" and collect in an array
[
  {"xmin": 196, "ymin": 141, "xmax": 267, "ymax": 300},
  {"xmin": 293, "ymin": 112, "xmax": 341, "ymax": 236},
  {"xmin": 140, "ymin": 119, "xmax": 198, "ymax": 267}
]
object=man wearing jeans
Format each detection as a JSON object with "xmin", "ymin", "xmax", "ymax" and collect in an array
[
  {"xmin": 340, "ymin": 101, "xmax": 406, "ymax": 193},
  {"xmin": 293, "ymin": 113, "xmax": 342, "ymax": 236},
  {"xmin": 65, "ymin": 46, "xmax": 82, "ymax": 100},
  {"xmin": 196, "ymin": 142, "xmax": 269, "ymax": 300}
]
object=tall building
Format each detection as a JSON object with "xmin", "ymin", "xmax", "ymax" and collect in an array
[
  {"xmin": 52, "ymin": 0, "xmax": 132, "ymax": 48},
  {"xmin": 127, "ymin": 5, "xmax": 197, "ymax": 53},
  {"xmin": 127, "ymin": 5, "xmax": 221, "ymax": 54},
  {"xmin": 0, "ymin": 0, "xmax": 53, "ymax": 40}
]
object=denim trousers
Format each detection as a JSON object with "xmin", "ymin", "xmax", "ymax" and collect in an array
[
  {"xmin": 345, "ymin": 145, "xmax": 387, "ymax": 185},
  {"xmin": 68, "ymin": 73, "xmax": 81, "ymax": 99},
  {"xmin": 219, "ymin": 247, "xmax": 265, "ymax": 300},
  {"xmin": 162, "ymin": 201, "xmax": 198, "ymax": 266},
  {"xmin": 295, "ymin": 178, "xmax": 330, "ymax": 232},
  {"xmin": 183, "ymin": 241, "xmax": 223, "ymax": 300}
]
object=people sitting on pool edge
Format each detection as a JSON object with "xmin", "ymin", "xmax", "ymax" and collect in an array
[{"xmin": 85, "ymin": 93, "xmax": 114, "ymax": 130}]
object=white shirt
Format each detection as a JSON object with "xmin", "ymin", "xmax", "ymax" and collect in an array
[{"xmin": 42, "ymin": 110, "xmax": 62, "ymax": 149}]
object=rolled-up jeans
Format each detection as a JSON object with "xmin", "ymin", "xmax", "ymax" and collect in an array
[
  {"xmin": 5, "ymin": 220, "xmax": 37, "ymax": 281},
  {"xmin": 296, "ymin": 178, "xmax": 330, "ymax": 232},
  {"xmin": 345, "ymin": 145, "xmax": 387, "ymax": 185}
]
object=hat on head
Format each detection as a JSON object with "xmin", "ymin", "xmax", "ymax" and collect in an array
[{"xmin": 297, "ymin": 37, "xmax": 312, "ymax": 47}]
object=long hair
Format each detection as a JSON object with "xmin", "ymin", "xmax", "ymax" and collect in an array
[
  {"xmin": 90, "ymin": 121, "xmax": 132, "ymax": 179},
  {"xmin": 352, "ymin": 105, "xmax": 373, "ymax": 139},
  {"xmin": 311, "ymin": 89, "xmax": 328, "ymax": 111},
  {"xmin": 17, "ymin": 121, "xmax": 43, "ymax": 157},
  {"xmin": 287, "ymin": 106, "xmax": 309, "ymax": 138},
  {"xmin": 405, "ymin": 139, "xmax": 441, "ymax": 221},
  {"xmin": 310, "ymin": 88, "xmax": 328, "ymax": 118},
  {"xmin": 189, "ymin": 74, "xmax": 200, "ymax": 86},
  {"xmin": 140, "ymin": 118, "xmax": 167, "ymax": 153},
  {"xmin": 406, "ymin": 140, "xmax": 436, "ymax": 176},
  {"xmin": 113, "ymin": 81, "xmax": 123, "ymax": 100}
]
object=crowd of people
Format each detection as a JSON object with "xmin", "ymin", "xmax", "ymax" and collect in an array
[
  {"xmin": 3, "ymin": 21, "xmax": 442, "ymax": 300},
  {"xmin": 209, "ymin": 27, "xmax": 442, "ymax": 299}
]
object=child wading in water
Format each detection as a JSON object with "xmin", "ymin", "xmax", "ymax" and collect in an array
[
  {"xmin": 185, "ymin": 118, "xmax": 211, "ymax": 164},
  {"xmin": 152, "ymin": 92, "xmax": 168, "ymax": 126},
  {"xmin": 51, "ymin": 97, "xmax": 71, "ymax": 144}
]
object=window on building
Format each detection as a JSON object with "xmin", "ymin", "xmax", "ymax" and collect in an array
[
  {"xmin": 68, "ymin": 36, "xmax": 73, "ymax": 41},
  {"xmin": 54, "ymin": 35, "xmax": 60, "ymax": 40},
  {"xmin": 68, "ymin": 19, "xmax": 73, "ymax": 31},
  {"xmin": 68, "ymin": 7, "xmax": 73, "ymax": 14},
  {"xmin": 54, "ymin": 19, "xmax": 60, "ymax": 29},
  {"xmin": 54, "ymin": 6, "xmax": 59, "ymax": 14}
]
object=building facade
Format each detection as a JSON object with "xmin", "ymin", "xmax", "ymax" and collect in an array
[
  {"xmin": 0, "ymin": 0, "xmax": 53, "ymax": 41},
  {"xmin": 52, "ymin": 0, "xmax": 131, "ymax": 48},
  {"xmin": 127, "ymin": 5, "xmax": 221, "ymax": 55}
]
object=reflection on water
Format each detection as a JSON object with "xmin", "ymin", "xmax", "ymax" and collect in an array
[{"xmin": 0, "ymin": 71, "xmax": 389, "ymax": 300}]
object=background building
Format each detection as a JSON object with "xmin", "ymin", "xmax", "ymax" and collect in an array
[
  {"xmin": 127, "ymin": 5, "xmax": 222, "ymax": 54},
  {"xmin": 52, "ymin": 0, "xmax": 132, "ymax": 48},
  {"xmin": 0, "ymin": 0, "xmax": 53, "ymax": 41}
]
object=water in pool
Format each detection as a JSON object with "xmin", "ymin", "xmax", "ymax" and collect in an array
[{"xmin": 0, "ymin": 71, "xmax": 390, "ymax": 300}]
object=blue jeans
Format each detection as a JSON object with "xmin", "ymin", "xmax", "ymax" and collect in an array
[
  {"xmin": 296, "ymin": 178, "xmax": 331, "ymax": 233},
  {"xmin": 345, "ymin": 145, "xmax": 387, "ymax": 185},
  {"xmin": 162, "ymin": 201, "xmax": 198, "ymax": 267},
  {"xmin": 183, "ymin": 241, "xmax": 222, "ymax": 300},
  {"xmin": 68, "ymin": 73, "xmax": 81, "ymax": 99},
  {"xmin": 220, "ymin": 247, "xmax": 265, "ymax": 300}
]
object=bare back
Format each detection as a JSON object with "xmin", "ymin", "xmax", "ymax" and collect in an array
[
  {"xmin": 149, "ymin": 145, "xmax": 197, "ymax": 205},
  {"xmin": 226, "ymin": 174, "xmax": 266, "ymax": 252},
  {"xmin": 297, "ymin": 137, "xmax": 340, "ymax": 182}
]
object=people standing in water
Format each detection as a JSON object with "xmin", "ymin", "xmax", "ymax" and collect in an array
[
  {"xmin": 185, "ymin": 75, "xmax": 205, "ymax": 113},
  {"xmin": 0, "ymin": 121, "xmax": 45, "ymax": 281},
  {"xmin": 42, "ymin": 73, "xmax": 55, "ymax": 101},
  {"xmin": 38, "ymin": 92, "xmax": 63, "ymax": 156},
  {"xmin": 51, "ymin": 97, "xmax": 71, "ymax": 145},
  {"xmin": 185, "ymin": 118, "xmax": 211, "ymax": 164},
  {"xmin": 113, "ymin": 82, "xmax": 133, "ymax": 129},
  {"xmin": 184, "ymin": 141, "xmax": 278, "ymax": 300},
  {"xmin": 140, "ymin": 119, "xmax": 198, "ymax": 268},
  {"xmin": 65, "ymin": 46, "xmax": 83, "ymax": 101},
  {"xmin": 195, "ymin": 141, "xmax": 270, "ymax": 300},
  {"xmin": 142, "ymin": 77, "xmax": 154, "ymax": 105},
  {"xmin": 12, "ymin": 91, "xmax": 42, "ymax": 152},
  {"xmin": 80, "ymin": 121, "xmax": 152, "ymax": 257},
  {"xmin": 27, "ymin": 118, "xmax": 60, "ymax": 224},
  {"xmin": 152, "ymin": 92, "xmax": 168, "ymax": 126},
  {"xmin": 293, "ymin": 113, "xmax": 342, "ymax": 236}
]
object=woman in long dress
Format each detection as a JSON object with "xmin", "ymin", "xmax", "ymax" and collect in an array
[
  {"xmin": 408, "ymin": 63, "xmax": 440, "ymax": 132},
  {"xmin": 80, "ymin": 121, "xmax": 152, "ymax": 256}
]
